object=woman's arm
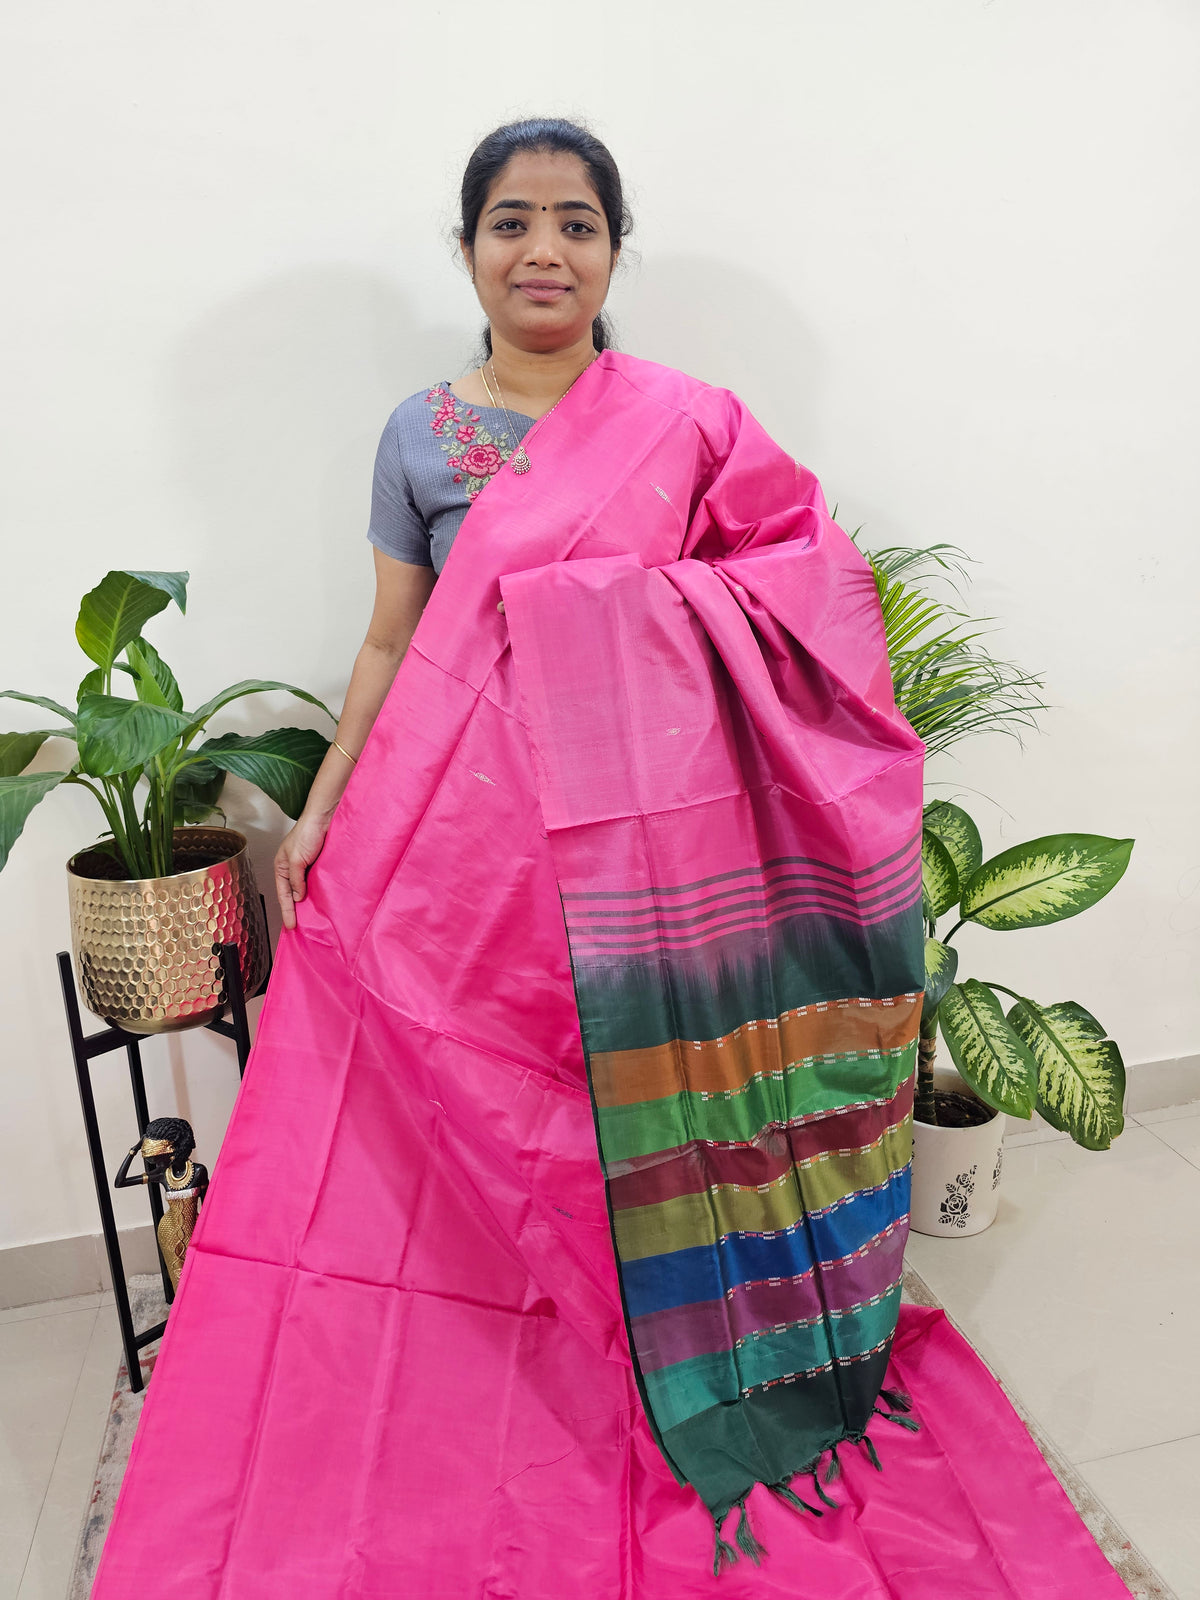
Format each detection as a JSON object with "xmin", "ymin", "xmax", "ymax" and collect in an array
[{"xmin": 273, "ymin": 548, "xmax": 438, "ymax": 928}]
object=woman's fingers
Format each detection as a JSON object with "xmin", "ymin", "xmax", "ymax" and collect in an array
[
  {"xmin": 273, "ymin": 815, "xmax": 329, "ymax": 932},
  {"xmin": 274, "ymin": 854, "xmax": 297, "ymax": 930}
]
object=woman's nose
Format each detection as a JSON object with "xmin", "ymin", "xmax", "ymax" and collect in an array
[{"xmin": 525, "ymin": 227, "xmax": 563, "ymax": 266}]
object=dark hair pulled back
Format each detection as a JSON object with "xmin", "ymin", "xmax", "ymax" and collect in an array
[{"xmin": 455, "ymin": 116, "xmax": 632, "ymax": 359}]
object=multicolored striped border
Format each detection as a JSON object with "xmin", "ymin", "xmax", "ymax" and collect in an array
[{"xmin": 565, "ymin": 839, "xmax": 924, "ymax": 1522}]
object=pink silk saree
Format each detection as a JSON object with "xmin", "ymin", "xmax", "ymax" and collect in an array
[{"xmin": 91, "ymin": 350, "xmax": 1129, "ymax": 1597}]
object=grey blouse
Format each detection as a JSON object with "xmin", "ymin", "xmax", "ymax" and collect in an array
[{"xmin": 366, "ymin": 381, "xmax": 535, "ymax": 574}]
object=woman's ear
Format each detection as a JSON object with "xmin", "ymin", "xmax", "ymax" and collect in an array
[{"xmin": 459, "ymin": 238, "xmax": 475, "ymax": 282}]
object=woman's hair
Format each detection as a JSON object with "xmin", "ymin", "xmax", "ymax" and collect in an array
[{"xmin": 455, "ymin": 116, "xmax": 633, "ymax": 358}]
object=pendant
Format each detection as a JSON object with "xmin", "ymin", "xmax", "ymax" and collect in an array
[{"xmin": 510, "ymin": 446, "xmax": 531, "ymax": 475}]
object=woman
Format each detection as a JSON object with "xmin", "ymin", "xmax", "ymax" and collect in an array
[
  {"xmin": 272, "ymin": 128, "xmax": 628, "ymax": 923},
  {"xmin": 92, "ymin": 120, "xmax": 1130, "ymax": 1598}
]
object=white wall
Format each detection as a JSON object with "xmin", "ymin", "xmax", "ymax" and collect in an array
[{"xmin": 2, "ymin": 0, "xmax": 1196, "ymax": 1252}]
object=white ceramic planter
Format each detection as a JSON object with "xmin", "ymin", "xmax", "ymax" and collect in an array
[{"xmin": 910, "ymin": 1069, "xmax": 1006, "ymax": 1237}]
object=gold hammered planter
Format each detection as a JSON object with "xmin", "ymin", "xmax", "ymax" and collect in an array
[{"xmin": 66, "ymin": 826, "xmax": 269, "ymax": 1034}]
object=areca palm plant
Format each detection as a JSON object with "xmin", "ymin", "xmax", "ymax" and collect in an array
[
  {"xmin": 856, "ymin": 537, "xmax": 1132, "ymax": 1149},
  {"xmin": 0, "ymin": 569, "xmax": 334, "ymax": 879}
]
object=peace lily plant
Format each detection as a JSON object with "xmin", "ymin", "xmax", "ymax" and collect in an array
[
  {"xmin": 860, "ymin": 537, "xmax": 1133, "ymax": 1150},
  {"xmin": 0, "ymin": 568, "xmax": 334, "ymax": 877}
]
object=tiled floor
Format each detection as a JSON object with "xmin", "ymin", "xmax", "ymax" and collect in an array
[
  {"xmin": 905, "ymin": 1099, "xmax": 1200, "ymax": 1600},
  {"xmin": 3, "ymin": 1103, "xmax": 1199, "ymax": 1599}
]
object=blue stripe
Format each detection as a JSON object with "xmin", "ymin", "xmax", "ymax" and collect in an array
[
  {"xmin": 805, "ymin": 1166, "xmax": 910, "ymax": 1264},
  {"xmin": 621, "ymin": 1167, "xmax": 910, "ymax": 1319}
]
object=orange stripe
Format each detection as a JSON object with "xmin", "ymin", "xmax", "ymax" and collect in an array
[{"xmin": 590, "ymin": 992, "xmax": 922, "ymax": 1108}]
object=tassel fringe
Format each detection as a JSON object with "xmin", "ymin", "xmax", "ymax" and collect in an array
[
  {"xmin": 880, "ymin": 1386, "xmax": 913, "ymax": 1413},
  {"xmin": 734, "ymin": 1496, "xmax": 767, "ymax": 1564},
  {"xmin": 768, "ymin": 1480, "xmax": 825, "ymax": 1518},
  {"xmin": 875, "ymin": 1404, "xmax": 921, "ymax": 1431},
  {"xmin": 708, "ymin": 1391, "xmax": 919, "ymax": 1573},
  {"xmin": 711, "ymin": 1510, "xmax": 739, "ymax": 1577},
  {"xmin": 812, "ymin": 1468, "xmax": 840, "ymax": 1509},
  {"xmin": 874, "ymin": 1388, "xmax": 923, "ymax": 1433}
]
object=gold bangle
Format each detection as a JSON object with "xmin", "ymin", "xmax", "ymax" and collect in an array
[{"xmin": 333, "ymin": 739, "xmax": 358, "ymax": 764}]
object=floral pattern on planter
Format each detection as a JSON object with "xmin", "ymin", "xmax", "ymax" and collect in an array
[
  {"xmin": 425, "ymin": 385, "xmax": 521, "ymax": 503},
  {"xmin": 939, "ymin": 1163, "xmax": 978, "ymax": 1229},
  {"xmin": 992, "ymin": 1144, "xmax": 1004, "ymax": 1191}
]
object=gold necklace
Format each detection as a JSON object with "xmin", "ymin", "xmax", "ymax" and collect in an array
[{"xmin": 480, "ymin": 351, "xmax": 598, "ymax": 475}]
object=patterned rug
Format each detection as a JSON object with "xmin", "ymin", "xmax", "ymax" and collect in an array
[{"xmin": 69, "ymin": 1269, "xmax": 1176, "ymax": 1598}]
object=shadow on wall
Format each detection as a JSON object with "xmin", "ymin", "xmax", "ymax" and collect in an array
[
  {"xmin": 159, "ymin": 265, "xmax": 477, "ymax": 664},
  {"xmin": 157, "ymin": 268, "xmax": 481, "ymax": 944},
  {"xmin": 609, "ymin": 253, "xmax": 827, "ymax": 460}
]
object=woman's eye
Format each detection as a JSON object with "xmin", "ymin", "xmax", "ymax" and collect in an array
[{"xmin": 492, "ymin": 219, "xmax": 595, "ymax": 235}]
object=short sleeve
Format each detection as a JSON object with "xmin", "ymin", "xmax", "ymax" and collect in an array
[{"xmin": 366, "ymin": 410, "xmax": 434, "ymax": 567}]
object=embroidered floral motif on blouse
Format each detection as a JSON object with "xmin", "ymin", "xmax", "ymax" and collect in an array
[{"xmin": 424, "ymin": 384, "xmax": 523, "ymax": 503}]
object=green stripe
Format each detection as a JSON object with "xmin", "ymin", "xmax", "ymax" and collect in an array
[
  {"xmin": 597, "ymin": 1040, "xmax": 916, "ymax": 1163},
  {"xmin": 573, "ymin": 901, "xmax": 923, "ymax": 1055},
  {"xmin": 613, "ymin": 1121, "xmax": 912, "ymax": 1260},
  {"xmin": 642, "ymin": 1282, "xmax": 903, "ymax": 1432},
  {"xmin": 658, "ymin": 1339, "xmax": 894, "ymax": 1516}
]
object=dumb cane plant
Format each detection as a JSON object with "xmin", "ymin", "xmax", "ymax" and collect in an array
[
  {"xmin": 1, "ymin": 569, "xmax": 334, "ymax": 878},
  {"xmin": 918, "ymin": 803, "xmax": 1131, "ymax": 1147},
  {"xmin": 857, "ymin": 537, "xmax": 1133, "ymax": 1150}
]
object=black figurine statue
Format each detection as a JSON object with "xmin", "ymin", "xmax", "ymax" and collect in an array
[{"xmin": 115, "ymin": 1117, "xmax": 209, "ymax": 1291}]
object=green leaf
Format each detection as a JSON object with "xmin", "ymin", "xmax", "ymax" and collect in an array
[
  {"xmin": 1007, "ymin": 997, "xmax": 1126, "ymax": 1150},
  {"xmin": 125, "ymin": 637, "xmax": 183, "ymax": 712},
  {"xmin": 922, "ymin": 936, "xmax": 959, "ymax": 1024},
  {"xmin": 78, "ymin": 663, "xmax": 136, "ymax": 702},
  {"xmin": 938, "ymin": 978, "xmax": 1038, "ymax": 1118},
  {"xmin": 864, "ymin": 542, "xmax": 1050, "ymax": 761},
  {"xmin": 172, "ymin": 756, "xmax": 226, "ymax": 823},
  {"xmin": 922, "ymin": 800, "xmax": 983, "ymax": 884},
  {"xmin": 200, "ymin": 728, "xmax": 330, "ymax": 820},
  {"xmin": 921, "ymin": 828, "xmax": 958, "ymax": 920},
  {"xmin": 184, "ymin": 678, "xmax": 335, "ymax": 735},
  {"xmin": 75, "ymin": 694, "xmax": 191, "ymax": 777},
  {"xmin": 75, "ymin": 571, "xmax": 187, "ymax": 671},
  {"xmin": 122, "ymin": 570, "xmax": 189, "ymax": 613},
  {"xmin": 0, "ymin": 771, "xmax": 69, "ymax": 871},
  {"xmin": 959, "ymin": 833, "xmax": 1135, "ymax": 931},
  {"xmin": 0, "ymin": 730, "xmax": 71, "ymax": 777},
  {"xmin": 1, "ymin": 689, "xmax": 76, "ymax": 725}
]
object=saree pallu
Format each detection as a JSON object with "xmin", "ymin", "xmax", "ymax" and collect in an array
[{"xmin": 91, "ymin": 350, "xmax": 1129, "ymax": 1597}]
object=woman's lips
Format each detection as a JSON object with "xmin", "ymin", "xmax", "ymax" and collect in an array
[{"xmin": 516, "ymin": 283, "xmax": 570, "ymax": 302}]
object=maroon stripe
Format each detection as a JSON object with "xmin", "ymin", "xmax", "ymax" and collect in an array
[
  {"xmin": 565, "ymin": 877, "xmax": 922, "ymax": 954},
  {"xmin": 563, "ymin": 850, "xmax": 922, "ymax": 933},
  {"xmin": 630, "ymin": 1222, "xmax": 907, "ymax": 1373},
  {"xmin": 608, "ymin": 1074, "xmax": 914, "ymax": 1214}
]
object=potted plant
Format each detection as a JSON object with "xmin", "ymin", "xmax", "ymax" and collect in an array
[
  {"xmin": 860, "ymin": 539, "xmax": 1134, "ymax": 1234},
  {"xmin": 1, "ymin": 568, "xmax": 335, "ymax": 1033}
]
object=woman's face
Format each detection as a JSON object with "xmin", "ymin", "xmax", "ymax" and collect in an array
[{"xmin": 461, "ymin": 149, "xmax": 618, "ymax": 354}]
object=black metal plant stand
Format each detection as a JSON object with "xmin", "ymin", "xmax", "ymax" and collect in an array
[{"xmin": 56, "ymin": 901, "xmax": 271, "ymax": 1394}]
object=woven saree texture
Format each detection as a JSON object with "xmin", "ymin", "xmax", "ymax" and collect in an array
[
  {"xmin": 500, "ymin": 523, "xmax": 927, "ymax": 1559},
  {"xmin": 88, "ymin": 351, "xmax": 1136, "ymax": 1597}
]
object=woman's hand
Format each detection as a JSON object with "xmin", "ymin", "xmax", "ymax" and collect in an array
[
  {"xmin": 274, "ymin": 809, "xmax": 332, "ymax": 930},
  {"xmin": 271, "ymin": 550, "xmax": 436, "ymax": 932}
]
